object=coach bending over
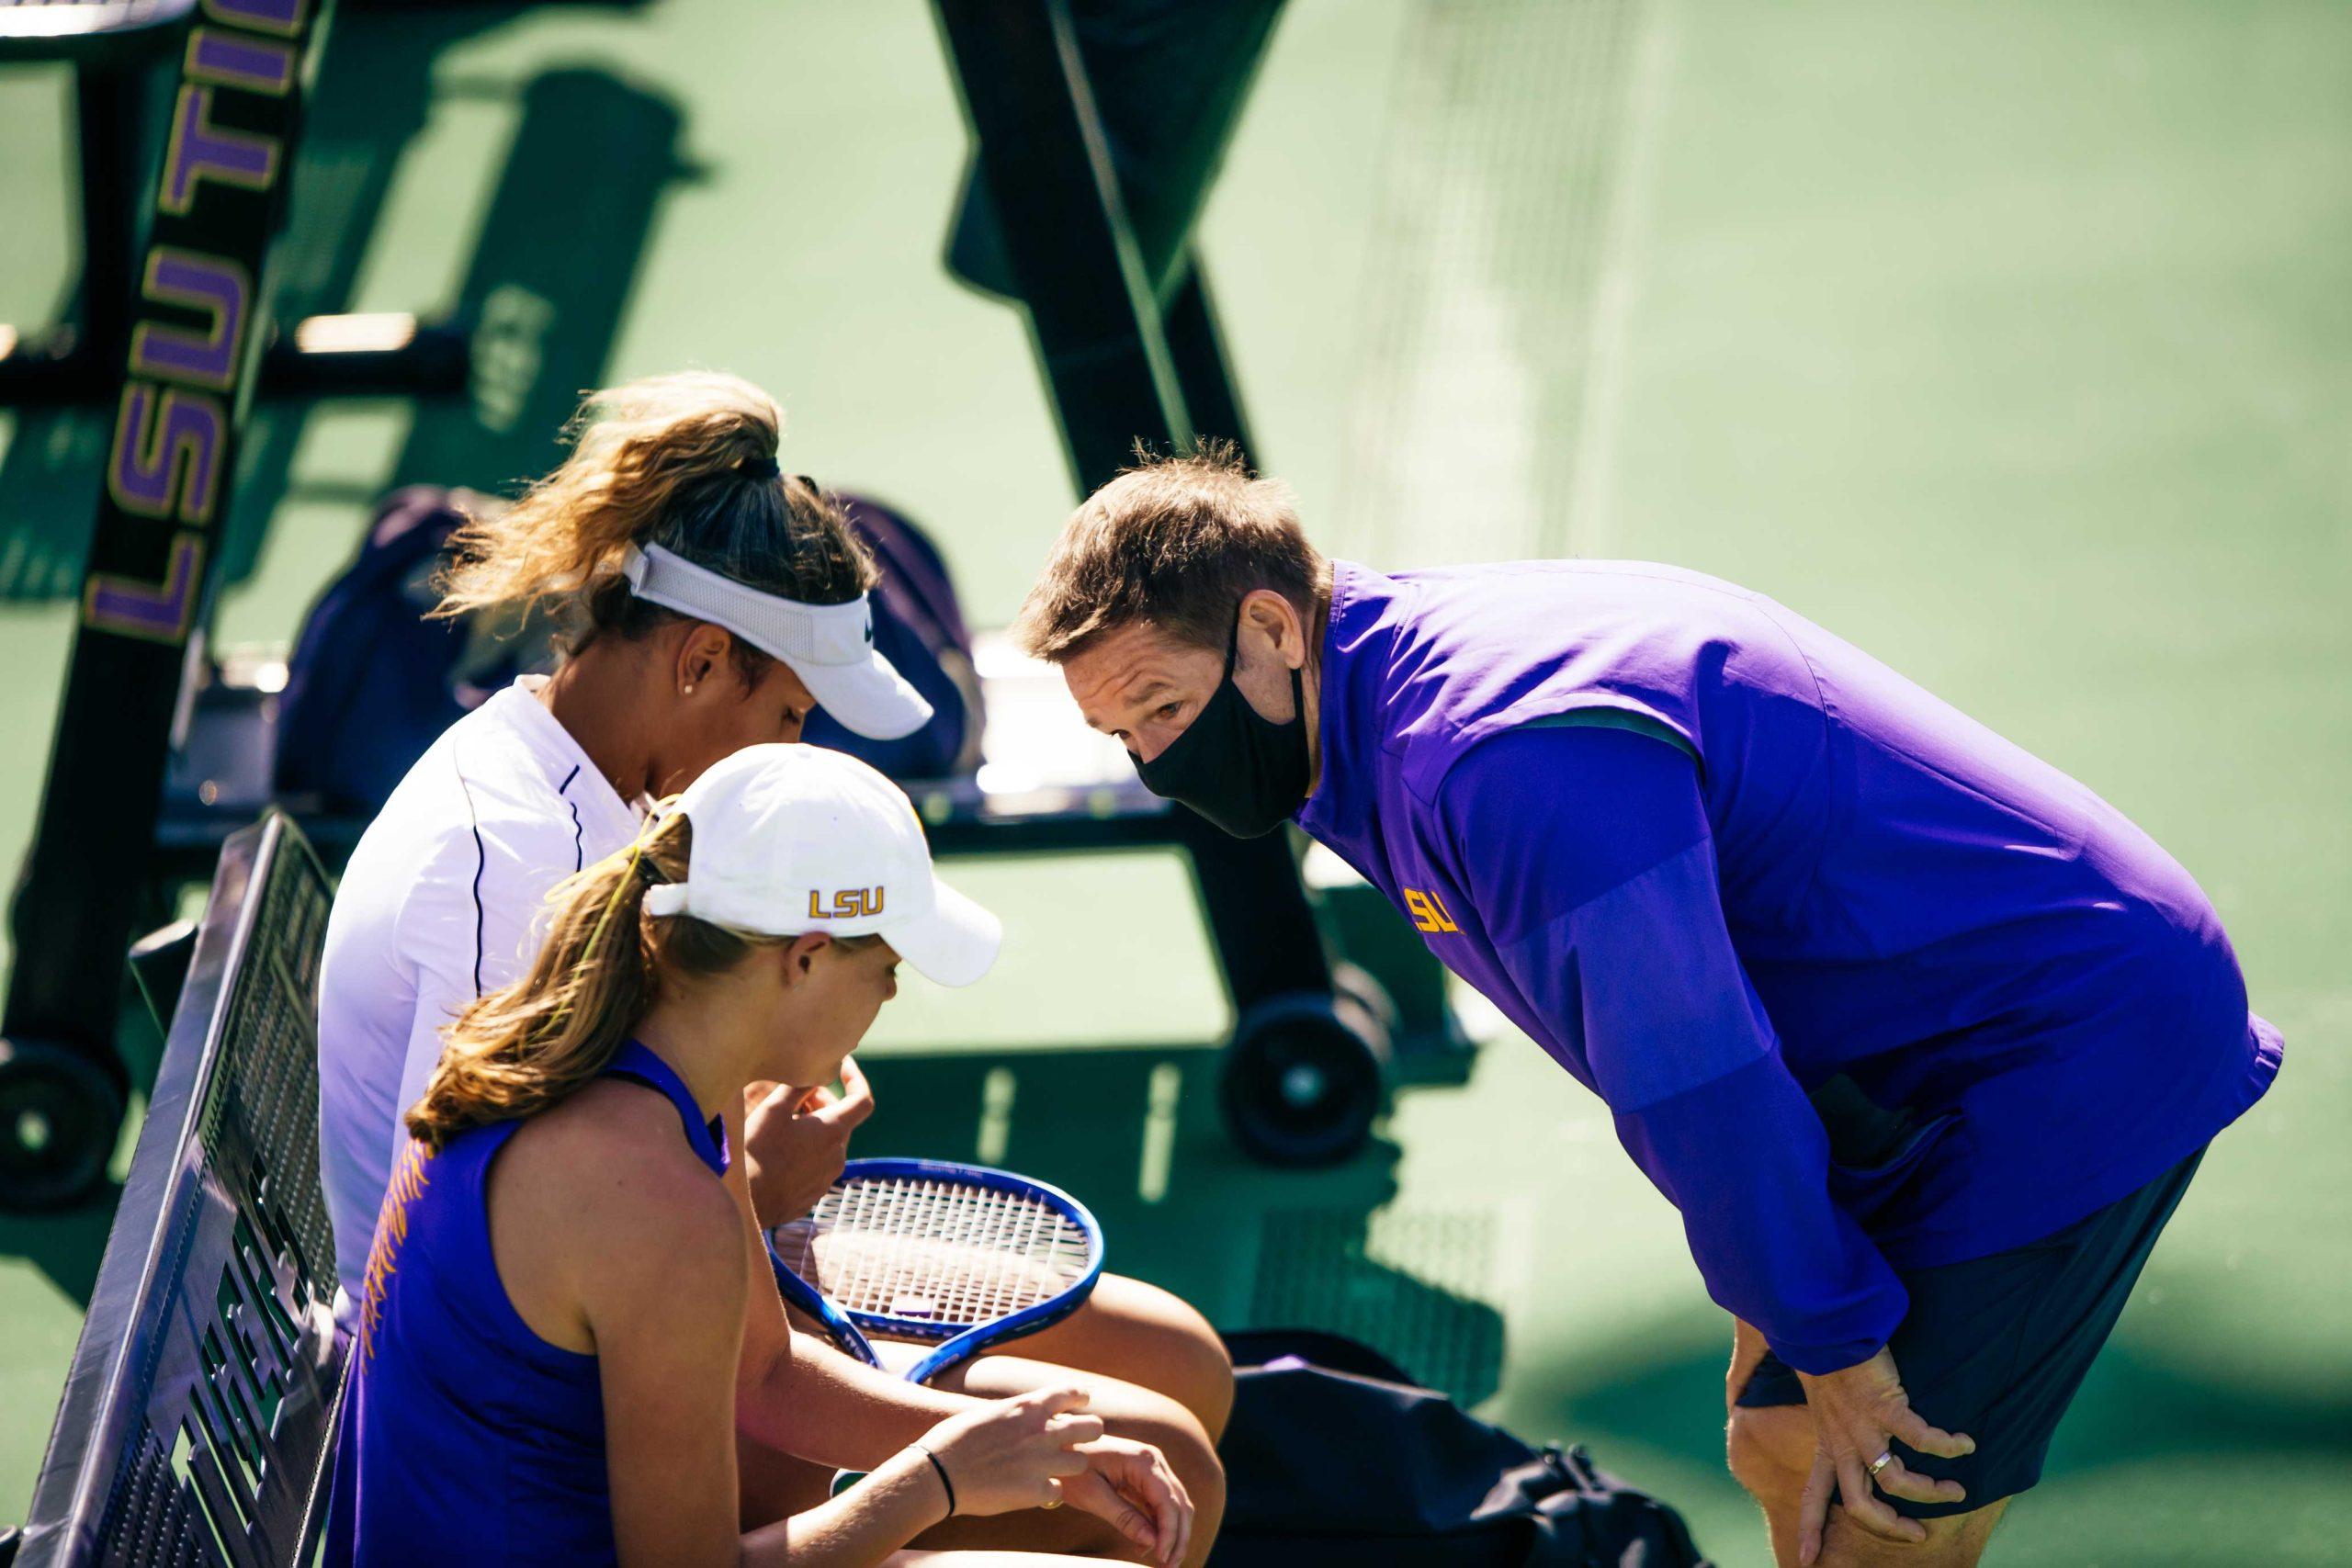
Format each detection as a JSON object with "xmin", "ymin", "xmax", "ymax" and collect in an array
[{"xmin": 1012, "ymin": 447, "xmax": 2279, "ymax": 1568}]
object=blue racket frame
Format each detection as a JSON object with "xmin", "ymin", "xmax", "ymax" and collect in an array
[{"xmin": 766, "ymin": 1156, "xmax": 1106, "ymax": 1386}]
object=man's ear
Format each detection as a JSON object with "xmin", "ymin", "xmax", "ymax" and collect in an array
[{"xmin": 1242, "ymin": 588, "xmax": 1306, "ymax": 668}]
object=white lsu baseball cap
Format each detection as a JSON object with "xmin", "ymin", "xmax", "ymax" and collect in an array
[
  {"xmin": 642, "ymin": 743, "xmax": 1001, "ymax": 987},
  {"xmin": 621, "ymin": 543, "xmax": 934, "ymax": 740}
]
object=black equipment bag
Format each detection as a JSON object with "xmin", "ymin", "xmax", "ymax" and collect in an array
[
  {"xmin": 802, "ymin": 493, "xmax": 983, "ymax": 780},
  {"xmin": 274, "ymin": 486, "xmax": 519, "ymax": 812},
  {"xmin": 275, "ymin": 487, "xmax": 982, "ymax": 815},
  {"xmin": 1213, "ymin": 1330, "xmax": 1713, "ymax": 1567}
]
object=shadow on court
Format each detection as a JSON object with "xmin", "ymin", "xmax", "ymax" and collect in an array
[
  {"xmin": 0, "ymin": 17, "xmax": 686, "ymax": 1305},
  {"xmin": 0, "ymin": 2, "xmax": 679, "ymax": 602},
  {"xmin": 857, "ymin": 1045, "xmax": 1510, "ymax": 1405},
  {"xmin": 0, "ymin": 1187, "xmax": 118, "ymax": 1311},
  {"xmin": 0, "ymin": 1002, "xmax": 162, "ymax": 1309},
  {"xmin": 0, "ymin": 1032, "xmax": 1514, "ymax": 1406},
  {"xmin": 1499, "ymin": 1294, "xmax": 2352, "ymax": 1501},
  {"xmin": 379, "ymin": 64, "xmax": 693, "ymax": 502}
]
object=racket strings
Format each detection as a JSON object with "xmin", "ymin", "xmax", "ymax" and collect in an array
[{"xmin": 776, "ymin": 1175, "xmax": 1093, "ymax": 1329}]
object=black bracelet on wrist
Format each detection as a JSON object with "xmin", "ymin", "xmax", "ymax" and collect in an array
[{"xmin": 910, "ymin": 1442, "xmax": 956, "ymax": 1520}]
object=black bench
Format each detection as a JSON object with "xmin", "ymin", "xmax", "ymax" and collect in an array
[{"xmin": 12, "ymin": 813, "xmax": 344, "ymax": 1567}]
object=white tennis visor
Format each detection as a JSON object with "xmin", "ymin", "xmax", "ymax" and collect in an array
[{"xmin": 621, "ymin": 544, "xmax": 934, "ymax": 740}]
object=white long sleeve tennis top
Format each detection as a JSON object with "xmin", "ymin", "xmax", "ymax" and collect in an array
[{"xmin": 316, "ymin": 677, "xmax": 642, "ymax": 1318}]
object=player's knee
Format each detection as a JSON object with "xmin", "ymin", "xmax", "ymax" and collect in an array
[
  {"xmin": 1083, "ymin": 1276, "xmax": 1236, "ymax": 1440},
  {"xmin": 1815, "ymin": 1502, "xmax": 2002, "ymax": 1568},
  {"xmin": 1135, "ymin": 1292, "xmax": 1235, "ymax": 1440},
  {"xmin": 1724, "ymin": 1408, "xmax": 1764, "ymax": 1485},
  {"xmin": 1724, "ymin": 1405, "xmax": 1808, "ymax": 1501}
]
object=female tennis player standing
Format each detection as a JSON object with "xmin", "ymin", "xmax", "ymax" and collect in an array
[
  {"xmin": 317, "ymin": 373, "xmax": 1226, "ymax": 1557},
  {"xmin": 334, "ymin": 743, "xmax": 1193, "ymax": 1566}
]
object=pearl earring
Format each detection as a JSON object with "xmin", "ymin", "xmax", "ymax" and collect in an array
[{"xmin": 684, "ymin": 683, "xmax": 695, "ymax": 695}]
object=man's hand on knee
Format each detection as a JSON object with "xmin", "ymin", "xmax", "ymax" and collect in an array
[{"xmin": 1793, "ymin": 1348, "xmax": 1973, "ymax": 1562}]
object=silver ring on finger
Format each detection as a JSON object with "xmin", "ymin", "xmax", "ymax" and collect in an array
[{"xmin": 1867, "ymin": 1450, "xmax": 1895, "ymax": 1479}]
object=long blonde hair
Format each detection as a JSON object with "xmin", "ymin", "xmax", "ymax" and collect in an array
[
  {"xmin": 405, "ymin": 812, "xmax": 781, "ymax": 1152},
  {"xmin": 432, "ymin": 371, "xmax": 878, "ymax": 668}
]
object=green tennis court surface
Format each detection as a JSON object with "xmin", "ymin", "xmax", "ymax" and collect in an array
[{"xmin": 3, "ymin": 1, "xmax": 2346, "ymax": 1561}]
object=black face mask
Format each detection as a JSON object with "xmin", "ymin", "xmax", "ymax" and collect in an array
[{"xmin": 1131, "ymin": 608, "xmax": 1310, "ymax": 839}]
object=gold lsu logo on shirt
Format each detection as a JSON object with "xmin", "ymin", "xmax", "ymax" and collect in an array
[
  {"xmin": 1402, "ymin": 887, "xmax": 1459, "ymax": 935},
  {"xmin": 808, "ymin": 886, "xmax": 886, "ymax": 919}
]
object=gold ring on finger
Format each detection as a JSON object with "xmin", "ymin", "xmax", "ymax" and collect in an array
[{"xmin": 1868, "ymin": 1450, "xmax": 1895, "ymax": 1479}]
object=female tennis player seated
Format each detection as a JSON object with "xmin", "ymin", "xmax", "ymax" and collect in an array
[
  {"xmin": 315, "ymin": 371, "xmax": 1228, "ymax": 1553},
  {"xmin": 333, "ymin": 743, "xmax": 1193, "ymax": 1566}
]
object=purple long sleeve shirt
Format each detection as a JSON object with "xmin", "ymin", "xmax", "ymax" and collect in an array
[{"xmin": 1295, "ymin": 560, "xmax": 2280, "ymax": 1372}]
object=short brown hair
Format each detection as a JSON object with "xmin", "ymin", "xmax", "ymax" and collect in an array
[{"xmin": 1012, "ymin": 443, "xmax": 1325, "ymax": 662}]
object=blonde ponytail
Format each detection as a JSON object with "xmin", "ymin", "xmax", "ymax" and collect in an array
[{"xmin": 404, "ymin": 812, "xmax": 786, "ymax": 1151}]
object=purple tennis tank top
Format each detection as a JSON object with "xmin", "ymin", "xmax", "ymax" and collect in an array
[{"xmin": 328, "ymin": 1041, "xmax": 729, "ymax": 1565}]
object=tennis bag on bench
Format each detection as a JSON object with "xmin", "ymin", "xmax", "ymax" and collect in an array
[
  {"xmin": 277, "ymin": 488, "xmax": 982, "ymax": 813},
  {"xmin": 276, "ymin": 485, "xmax": 511, "ymax": 812},
  {"xmin": 802, "ymin": 493, "xmax": 983, "ymax": 780},
  {"xmin": 1213, "ymin": 1330, "xmax": 1713, "ymax": 1567}
]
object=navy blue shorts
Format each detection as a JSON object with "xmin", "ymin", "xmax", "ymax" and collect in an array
[{"xmin": 1736, "ymin": 1148, "xmax": 2204, "ymax": 1519}]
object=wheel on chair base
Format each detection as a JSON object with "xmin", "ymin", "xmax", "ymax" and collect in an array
[
  {"xmin": 1219, "ymin": 990, "xmax": 1390, "ymax": 1168},
  {"xmin": 0, "ymin": 1036, "xmax": 126, "ymax": 1212}
]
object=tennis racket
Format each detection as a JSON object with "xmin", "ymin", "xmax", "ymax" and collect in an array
[{"xmin": 766, "ymin": 1156, "xmax": 1105, "ymax": 1386}]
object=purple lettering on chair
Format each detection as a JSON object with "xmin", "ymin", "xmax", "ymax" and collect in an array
[
  {"xmin": 186, "ymin": 28, "xmax": 297, "ymax": 96},
  {"xmin": 199, "ymin": 0, "xmax": 307, "ymax": 37},
  {"xmin": 130, "ymin": 251, "xmax": 252, "ymax": 392},
  {"xmin": 159, "ymin": 87, "xmax": 280, "ymax": 217},
  {"xmin": 107, "ymin": 384, "xmax": 227, "ymax": 525},
  {"xmin": 85, "ymin": 535, "xmax": 207, "ymax": 643}
]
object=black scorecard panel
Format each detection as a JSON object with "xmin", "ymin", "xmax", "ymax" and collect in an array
[{"xmin": 19, "ymin": 814, "xmax": 345, "ymax": 1568}]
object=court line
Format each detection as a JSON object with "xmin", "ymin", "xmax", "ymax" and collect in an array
[
  {"xmin": 1136, "ymin": 1060, "xmax": 1182, "ymax": 1204},
  {"xmin": 975, "ymin": 1065, "xmax": 1016, "ymax": 1166}
]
